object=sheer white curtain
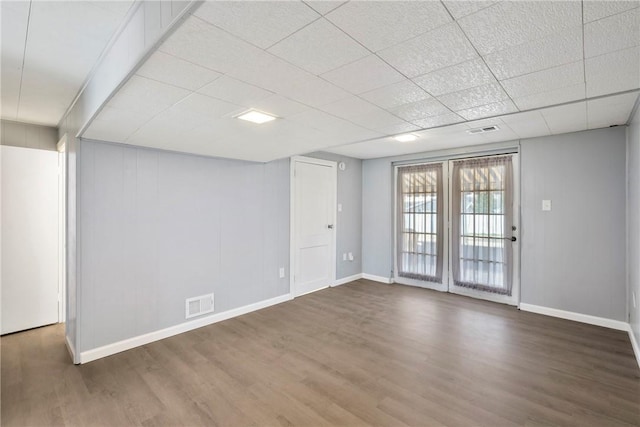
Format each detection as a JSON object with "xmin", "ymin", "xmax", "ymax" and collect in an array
[
  {"xmin": 396, "ymin": 163, "xmax": 443, "ymax": 283},
  {"xmin": 451, "ymin": 155, "xmax": 514, "ymax": 295}
]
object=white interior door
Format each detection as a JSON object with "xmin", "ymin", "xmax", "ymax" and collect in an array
[
  {"xmin": 291, "ymin": 157, "xmax": 336, "ymax": 297},
  {"xmin": 1, "ymin": 146, "xmax": 60, "ymax": 334}
]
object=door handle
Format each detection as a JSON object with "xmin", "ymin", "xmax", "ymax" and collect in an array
[
  {"xmin": 327, "ymin": 224, "xmax": 334, "ymax": 229},
  {"xmin": 504, "ymin": 236, "xmax": 516, "ymax": 242}
]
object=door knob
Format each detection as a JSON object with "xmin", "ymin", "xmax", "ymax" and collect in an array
[{"xmin": 328, "ymin": 224, "xmax": 334, "ymax": 229}]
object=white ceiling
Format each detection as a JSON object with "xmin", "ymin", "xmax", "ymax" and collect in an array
[
  {"xmin": 23, "ymin": 1, "xmax": 640, "ymax": 160},
  {"xmin": 1, "ymin": 1, "xmax": 133, "ymax": 126}
]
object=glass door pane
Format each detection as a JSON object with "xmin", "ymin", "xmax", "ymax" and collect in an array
[
  {"xmin": 395, "ymin": 162, "xmax": 447, "ymax": 290},
  {"xmin": 450, "ymin": 155, "xmax": 516, "ymax": 299}
]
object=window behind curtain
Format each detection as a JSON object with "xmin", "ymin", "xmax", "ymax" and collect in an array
[
  {"xmin": 451, "ymin": 155, "xmax": 514, "ymax": 295},
  {"xmin": 396, "ymin": 163, "xmax": 443, "ymax": 283}
]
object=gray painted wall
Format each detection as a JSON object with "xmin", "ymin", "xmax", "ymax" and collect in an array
[
  {"xmin": 1, "ymin": 120, "xmax": 58, "ymax": 151},
  {"xmin": 628, "ymin": 105, "xmax": 640, "ymax": 348},
  {"xmin": 361, "ymin": 128, "xmax": 627, "ymax": 321},
  {"xmin": 78, "ymin": 140, "xmax": 289, "ymax": 352},
  {"xmin": 306, "ymin": 152, "xmax": 362, "ymax": 279},
  {"xmin": 520, "ymin": 127, "xmax": 626, "ymax": 321}
]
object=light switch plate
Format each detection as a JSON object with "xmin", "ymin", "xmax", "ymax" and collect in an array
[
  {"xmin": 279, "ymin": 267, "xmax": 285, "ymax": 278},
  {"xmin": 542, "ymin": 200, "xmax": 552, "ymax": 211},
  {"xmin": 338, "ymin": 203, "xmax": 342, "ymax": 212}
]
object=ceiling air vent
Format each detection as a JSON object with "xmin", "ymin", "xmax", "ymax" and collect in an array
[
  {"xmin": 185, "ymin": 293, "xmax": 215, "ymax": 319},
  {"xmin": 467, "ymin": 125, "xmax": 500, "ymax": 134}
]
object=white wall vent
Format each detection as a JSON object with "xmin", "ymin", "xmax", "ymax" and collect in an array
[
  {"xmin": 185, "ymin": 293, "xmax": 215, "ymax": 319},
  {"xmin": 467, "ymin": 125, "xmax": 499, "ymax": 134}
]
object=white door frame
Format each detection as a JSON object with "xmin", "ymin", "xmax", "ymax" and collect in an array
[
  {"xmin": 289, "ymin": 156, "xmax": 337, "ymax": 297},
  {"xmin": 393, "ymin": 161, "xmax": 449, "ymax": 292},
  {"xmin": 57, "ymin": 135, "xmax": 67, "ymax": 322},
  {"xmin": 447, "ymin": 153, "xmax": 521, "ymax": 306}
]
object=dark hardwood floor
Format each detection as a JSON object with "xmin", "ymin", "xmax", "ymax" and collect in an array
[{"xmin": 2, "ymin": 279, "xmax": 639, "ymax": 426}]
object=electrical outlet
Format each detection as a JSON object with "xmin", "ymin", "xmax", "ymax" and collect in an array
[
  {"xmin": 542, "ymin": 200, "xmax": 552, "ymax": 211},
  {"xmin": 343, "ymin": 253, "xmax": 347, "ymax": 261},
  {"xmin": 279, "ymin": 267, "xmax": 285, "ymax": 278},
  {"xmin": 338, "ymin": 203, "xmax": 342, "ymax": 212},
  {"xmin": 348, "ymin": 252, "xmax": 354, "ymax": 261},
  {"xmin": 633, "ymin": 291, "xmax": 637, "ymax": 309}
]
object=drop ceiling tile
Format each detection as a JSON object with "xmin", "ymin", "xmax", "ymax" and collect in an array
[
  {"xmin": 378, "ymin": 23, "xmax": 478, "ymax": 78},
  {"xmin": 171, "ymin": 92, "xmax": 243, "ymax": 118},
  {"xmin": 251, "ymin": 95, "xmax": 310, "ymax": 118},
  {"xmin": 500, "ymin": 110, "xmax": 551, "ymax": 139},
  {"xmin": 586, "ymin": 46, "xmax": 640, "ymax": 97},
  {"xmin": 587, "ymin": 92, "xmax": 639, "ymax": 129},
  {"xmin": 457, "ymin": 100, "xmax": 518, "ymax": 121},
  {"xmin": 584, "ymin": 8, "xmax": 640, "ymax": 58},
  {"xmin": 583, "ymin": 1, "xmax": 639, "ymax": 23},
  {"xmin": 325, "ymin": 1, "xmax": 451, "ymax": 52},
  {"xmin": 84, "ymin": 120, "xmax": 130, "ymax": 144},
  {"xmin": 484, "ymin": 26, "xmax": 583, "ymax": 80},
  {"xmin": 193, "ymin": 1, "xmax": 320, "ymax": 49},
  {"xmin": 303, "ymin": 1, "xmax": 346, "ymax": 16},
  {"xmin": 438, "ymin": 82, "xmax": 509, "ymax": 111},
  {"xmin": 413, "ymin": 58, "xmax": 497, "ymax": 97},
  {"xmin": 108, "ymin": 75, "xmax": 191, "ymax": 116},
  {"xmin": 501, "ymin": 61, "xmax": 584, "ymax": 99},
  {"xmin": 197, "ymin": 76, "xmax": 274, "ymax": 107},
  {"xmin": 373, "ymin": 121, "xmax": 420, "ymax": 136},
  {"xmin": 513, "ymin": 83, "xmax": 586, "ymax": 111},
  {"xmin": 267, "ymin": 19, "xmax": 369, "ymax": 75},
  {"xmin": 412, "ymin": 113, "xmax": 466, "ymax": 129},
  {"xmin": 85, "ymin": 105, "xmax": 148, "ymax": 143},
  {"xmin": 223, "ymin": 49, "xmax": 351, "ymax": 106},
  {"xmin": 159, "ymin": 16, "xmax": 264, "ymax": 75},
  {"xmin": 541, "ymin": 101, "xmax": 587, "ymax": 134},
  {"xmin": 442, "ymin": 1, "xmax": 498, "ymax": 19},
  {"xmin": 480, "ymin": 123, "xmax": 520, "ymax": 144},
  {"xmin": 319, "ymin": 96, "xmax": 379, "ymax": 118},
  {"xmin": 348, "ymin": 108, "xmax": 406, "ymax": 131},
  {"xmin": 390, "ymin": 99, "xmax": 452, "ymax": 121},
  {"xmin": 457, "ymin": 1, "xmax": 581, "ymax": 55},
  {"xmin": 136, "ymin": 51, "xmax": 222, "ymax": 91},
  {"xmin": 320, "ymin": 55, "xmax": 406, "ymax": 94},
  {"xmin": 360, "ymin": 80, "xmax": 431, "ymax": 110},
  {"xmin": 288, "ymin": 108, "xmax": 382, "ymax": 142}
]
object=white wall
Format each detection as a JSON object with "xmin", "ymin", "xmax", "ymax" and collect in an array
[
  {"xmin": 77, "ymin": 140, "xmax": 289, "ymax": 353},
  {"xmin": 627, "ymin": 103, "xmax": 640, "ymax": 352},
  {"xmin": 1, "ymin": 146, "xmax": 60, "ymax": 334}
]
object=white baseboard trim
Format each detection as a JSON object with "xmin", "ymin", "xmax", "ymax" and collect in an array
[
  {"xmin": 65, "ymin": 334, "xmax": 77, "ymax": 364},
  {"xmin": 362, "ymin": 273, "xmax": 394, "ymax": 284},
  {"xmin": 519, "ymin": 303, "xmax": 630, "ymax": 332},
  {"xmin": 79, "ymin": 293, "xmax": 293, "ymax": 364},
  {"xmin": 333, "ymin": 273, "xmax": 363, "ymax": 287},
  {"xmin": 629, "ymin": 328, "xmax": 640, "ymax": 369}
]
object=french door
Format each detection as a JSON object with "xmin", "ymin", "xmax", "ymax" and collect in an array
[{"xmin": 394, "ymin": 154, "xmax": 519, "ymax": 305}]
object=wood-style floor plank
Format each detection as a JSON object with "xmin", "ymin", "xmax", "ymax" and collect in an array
[{"xmin": 2, "ymin": 280, "xmax": 639, "ymax": 426}]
